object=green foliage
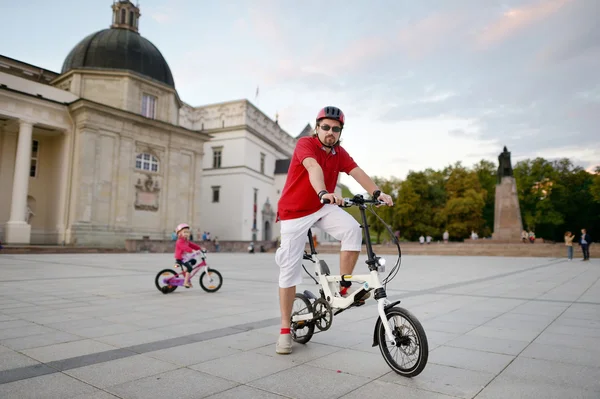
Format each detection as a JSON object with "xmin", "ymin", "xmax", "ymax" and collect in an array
[
  {"xmin": 440, "ymin": 163, "xmax": 487, "ymax": 239},
  {"xmin": 341, "ymin": 158, "xmax": 599, "ymax": 242},
  {"xmin": 591, "ymin": 166, "xmax": 600, "ymax": 203}
]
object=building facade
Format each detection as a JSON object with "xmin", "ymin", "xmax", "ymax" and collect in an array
[{"xmin": 0, "ymin": 0, "xmax": 342, "ymax": 247}]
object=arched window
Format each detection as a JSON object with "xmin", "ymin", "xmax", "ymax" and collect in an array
[
  {"xmin": 120, "ymin": 9, "xmax": 126, "ymax": 24},
  {"xmin": 129, "ymin": 11, "xmax": 134, "ymax": 26},
  {"xmin": 135, "ymin": 153, "xmax": 159, "ymax": 172}
]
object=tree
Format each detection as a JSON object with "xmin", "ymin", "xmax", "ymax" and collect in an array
[
  {"xmin": 365, "ymin": 177, "xmax": 400, "ymax": 244},
  {"xmin": 440, "ymin": 162, "xmax": 487, "ymax": 239},
  {"xmin": 473, "ymin": 160, "xmax": 497, "ymax": 237},
  {"xmin": 397, "ymin": 169, "xmax": 446, "ymax": 240},
  {"xmin": 513, "ymin": 158, "xmax": 563, "ymax": 234},
  {"xmin": 591, "ymin": 166, "xmax": 600, "ymax": 203}
]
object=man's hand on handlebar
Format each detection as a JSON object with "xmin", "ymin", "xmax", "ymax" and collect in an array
[
  {"xmin": 320, "ymin": 192, "xmax": 344, "ymax": 206},
  {"xmin": 375, "ymin": 192, "xmax": 394, "ymax": 207}
]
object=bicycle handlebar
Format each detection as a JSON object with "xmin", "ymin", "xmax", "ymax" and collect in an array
[{"xmin": 320, "ymin": 194, "xmax": 387, "ymax": 207}]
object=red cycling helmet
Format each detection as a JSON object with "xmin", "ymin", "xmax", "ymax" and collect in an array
[{"xmin": 316, "ymin": 106, "xmax": 345, "ymax": 127}]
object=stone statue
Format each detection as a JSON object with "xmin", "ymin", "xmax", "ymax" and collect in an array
[
  {"xmin": 25, "ymin": 205, "xmax": 35, "ymax": 224},
  {"xmin": 497, "ymin": 146, "xmax": 514, "ymax": 183}
]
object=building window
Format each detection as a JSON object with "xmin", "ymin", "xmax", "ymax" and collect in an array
[
  {"xmin": 260, "ymin": 153, "xmax": 265, "ymax": 174},
  {"xmin": 142, "ymin": 93, "xmax": 157, "ymax": 119},
  {"xmin": 129, "ymin": 11, "xmax": 134, "ymax": 26},
  {"xmin": 212, "ymin": 147, "xmax": 222, "ymax": 168},
  {"xmin": 30, "ymin": 140, "xmax": 39, "ymax": 177},
  {"xmin": 120, "ymin": 8, "xmax": 126, "ymax": 23},
  {"xmin": 135, "ymin": 153, "xmax": 159, "ymax": 172},
  {"xmin": 212, "ymin": 186, "xmax": 220, "ymax": 203}
]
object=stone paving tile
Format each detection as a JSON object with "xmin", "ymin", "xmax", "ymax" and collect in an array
[
  {"xmin": 1, "ymin": 331, "xmax": 83, "ymax": 351},
  {"xmin": 250, "ymin": 340, "xmax": 343, "ymax": 366},
  {"xmin": 93, "ymin": 329, "xmax": 183, "ymax": 348},
  {"xmin": 249, "ymin": 364, "xmax": 372, "ymax": 399},
  {"xmin": 190, "ymin": 351, "xmax": 297, "ymax": 384},
  {"xmin": 551, "ymin": 316, "xmax": 600, "ymax": 329},
  {"xmin": 204, "ymin": 385, "xmax": 288, "ymax": 399},
  {"xmin": 520, "ymin": 342, "xmax": 600, "ymax": 369},
  {"xmin": 144, "ymin": 340, "xmax": 242, "ymax": 367},
  {"xmin": 71, "ymin": 391, "xmax": 121, "ymax": 399},
  {"xmin": 444, "ymin": 334, "xmax": 530, "ymax": 356},
  {"xmin": 474, "ymin": 375, "xmax": 600, "ymax": 399},
  {"xmin": 465, "ymin": 325, "xmax": 544, "ymax": 342},
  {"xmin": 0, "ymin": 320, "xmax": 35, "ymax": 330},
  {"xmin": 66, "ymin": 323, "xmax": 144, "ymax": 339},
  {"xmin": 532, "ymin": 330, "xmax": 599, "ymax": 350},
  {"xmin": 0, "ymin": 325, "xmax": 60, "ymax": 341},
  {"xmin": 107, "ymin": 368, "xmax": 238, "ymax": 399},
  {"xmin": 498, "ymin": 356, "xmax": 600, "ymax": 392},
  {"xmin": 20, "ymin": 339, "xmax": 119, "ymax": 363},
  {"xmin": 482, "ymin": 311, "xmax": 557, "ymax": 330},
  {"xmin": 340, "ymin": 379, "xmax": 458, "ymax": 398},
  {"xmin": 0, "ymin": 372, "xmax": 98, "ymax": 399},
  {"xmin": 428, "ymin": 345, "xmax": 515, "ymax": 374},
  {"xmin": 544, "ymin": 323, "xmax": 600, "ymax": 338},
  {"xmin": 63, "ymin": 354, "xmax": 179, "ymax": 388},
  {"xmin": 0, "ymin": 351, "xmax": 40, "ymax": 372},
  {"xmin": 306, "ymin": 347, "xmax": 394, "ymax": 379},
  {"xmin": 422, "ymin": 319, "xmax": 482, "ymax": 335},
  {"xmin": 381, "ymin": 362, "xmax": 496, "ymax": 398}
]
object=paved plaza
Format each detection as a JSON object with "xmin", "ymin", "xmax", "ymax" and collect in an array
[{"xmin": 0, "ymin": 251, "xmax": 598, "ymax": 398}]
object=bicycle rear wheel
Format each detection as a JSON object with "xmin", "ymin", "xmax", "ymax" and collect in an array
[
  {"xmin": 291, "ymin": 293, "xmax": 315, "ymax": 344},
  {"xmin": 155, "ymin": 269, "xmax": 178, "ymax": 294},
  {"xmin": 377, "ymin": 306, "xmax": 428, "ymax": 377}
]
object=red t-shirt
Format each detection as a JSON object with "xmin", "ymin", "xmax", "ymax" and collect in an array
[
  {"xmin": 174, "ymin": 237, "xmax": 200, "ymax": 260},
  {"xmin": 277, "ymin": 136, "xmax": 358, "ymax": 221}
]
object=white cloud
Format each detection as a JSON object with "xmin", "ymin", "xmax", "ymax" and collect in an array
[{"xmin": 338, "ymin": 117, "xmax": 500, "ymax": 194}]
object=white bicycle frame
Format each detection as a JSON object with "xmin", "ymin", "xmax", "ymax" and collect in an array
[{"xmin": 293, "ymin": 243, "xmax": 398, "ymax": 346}]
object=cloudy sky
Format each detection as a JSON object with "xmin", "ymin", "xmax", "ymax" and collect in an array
[{"xmin": 1, "ymin": 0, "xmax": 598, "ymax": 194}]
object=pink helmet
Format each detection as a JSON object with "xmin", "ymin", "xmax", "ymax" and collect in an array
[{"xmin": 175, "ymin": 223, "xmax": 190, "ymax": 234}]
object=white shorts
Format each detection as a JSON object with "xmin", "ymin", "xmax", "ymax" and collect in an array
[{"xmin": 275, "ymin": 204, "xmax": 362, "ymax": 288}]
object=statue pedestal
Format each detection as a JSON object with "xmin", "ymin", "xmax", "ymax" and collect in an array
[{"xmin": 492, "ymin": 176, "xmax": 523, "ymax": 242}]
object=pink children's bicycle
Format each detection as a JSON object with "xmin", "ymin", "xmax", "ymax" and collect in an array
[{"xmin": 154, "ymin": 249, "xmax": 223, "ymax": 294}]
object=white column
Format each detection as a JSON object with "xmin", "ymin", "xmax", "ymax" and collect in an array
[
  {"xmin": 55, "ymin": 131, "xmax": 71, "ymax": 244},
  {"xmin": 4, "ymin": 120, "xmax": 34, "ymax": 244}
]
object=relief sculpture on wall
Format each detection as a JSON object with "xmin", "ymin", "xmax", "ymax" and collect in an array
[{"xmin": 134, "ymin": 174, "xmax": 160, "ymax": 211}]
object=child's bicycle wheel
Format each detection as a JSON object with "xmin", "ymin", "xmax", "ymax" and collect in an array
[
  {"xmin": 199, "ymin": 269, "xmax": 223, "ymax": 292},
  {"xmin": 155, "ymin": 268, "xmax": 178, "ymax": 294}
]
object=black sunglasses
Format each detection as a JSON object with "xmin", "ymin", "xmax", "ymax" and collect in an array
[{"xmin": 319, "ymin": 124, "xmax": 342, "ymax": 133}]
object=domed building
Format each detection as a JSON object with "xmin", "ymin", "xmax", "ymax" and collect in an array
[{"xmin": 0, "ymin": 1, "xmax": 340, "ymax": 248}]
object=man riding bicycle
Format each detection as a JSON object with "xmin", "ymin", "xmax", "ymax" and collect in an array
[{"xmin": 275, "ymin": 106, "xmax": 393, "ymax": 354}]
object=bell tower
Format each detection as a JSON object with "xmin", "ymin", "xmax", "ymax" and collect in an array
[{"xmin": 111, "ymin": 0, "xmax": 141, "ymax": 33}]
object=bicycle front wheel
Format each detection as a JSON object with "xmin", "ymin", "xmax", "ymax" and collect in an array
[
  {"xmin": 377, "ymin": 306, "xmax": 428, "ymax": 377},
  {"xmin": 199, "ymin": 269, "xmax": 223, "ymax": 292}
]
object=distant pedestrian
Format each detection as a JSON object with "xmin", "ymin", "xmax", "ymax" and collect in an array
[
  {"xmin": 580, "ymin": 229, "xmax": 591, "ymax": 261},
  {"xmin": 564, "ymin": 231, "xmax": 574, "ymax": 261}
]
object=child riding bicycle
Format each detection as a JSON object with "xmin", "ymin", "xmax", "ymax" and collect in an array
[{"xmin": 174, "ymin": 223, "xmax": 201, "ymax": 288}]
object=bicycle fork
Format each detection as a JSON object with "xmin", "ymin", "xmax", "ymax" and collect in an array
[{"xmin": 377, "ymin": 298, "xmax": 397, "ymax": 346}]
